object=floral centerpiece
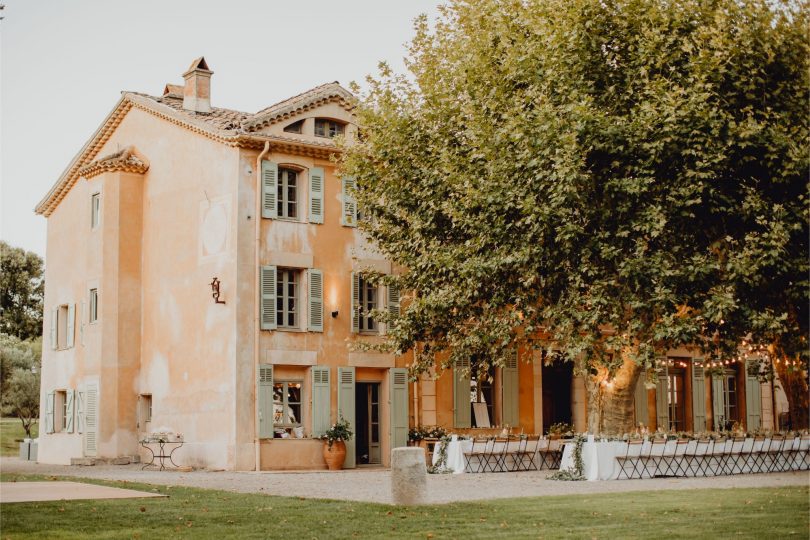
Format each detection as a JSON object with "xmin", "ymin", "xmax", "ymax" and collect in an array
[{"xmin": 547, "ymin": 422, "xmax": 574, "ymax": 439}]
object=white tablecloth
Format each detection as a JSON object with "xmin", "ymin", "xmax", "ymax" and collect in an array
[
  {"xmin": 431, "ymin": 438, "xmax": 472, "ymax": 474},
  {"xmin": 559, "ymin": 440, "xmax": 628, "ymax": 481}
]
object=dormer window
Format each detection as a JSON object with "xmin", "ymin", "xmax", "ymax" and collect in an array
[
  {"xmin": 314, "ymin": 118, "xmax": 345, "ymax": 138},
  {"xmin": 283, "ymin": 119, "xmax": 304, "ymax": 134}
]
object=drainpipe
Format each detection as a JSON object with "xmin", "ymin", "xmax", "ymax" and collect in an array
[{"xmin": 254, "ymin": 141, "xmax": 270, "ymax": 471}]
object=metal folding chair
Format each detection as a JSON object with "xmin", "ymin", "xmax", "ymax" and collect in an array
[
  {"xmin": 765, "ymin": 436, "xmax": 786, "ymax": 473},
  {"xmin": 503, "ymin": 436, "xmax": 523, "ymax": 472},
  {"xmin": 514, "ymin": 435, "xmax": 540, "ymax": 471},
  {"xmin": 485, "ymin": 437, "xmax": 510, "ymax": 473},
  {"xmin": 616, "ymin": 440, "xmax": 644, "ymax": 479},
  {"xmin": 749, "ymin": 436, "xmax": 767, "ymax": 474},
  {"xmin": 726, "ymin": 437, "xmax": 747, "ymax": 475},
  {"xmin": 665, "ymin": 439, "xmax": 690, "ymax": 477},
  {"xmin": 463, "ymin": 437, "xmax": 491, "ymax": 473},
  {"xmin": 645, "ymin": 439, "xmax": 668, "ymax": 478}
]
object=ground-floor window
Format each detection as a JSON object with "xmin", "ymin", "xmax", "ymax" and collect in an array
[
  {"xmin": 471, "ymin": 365, "xmax": 494, "ymax": 428},
  {"xmin": 55, "ymin": 390, "xmax": 67, "ymax": 432},
  {"xmin": 667, "ymin": 369, "xmax": 685, "ymax": 431},
  {"xmin": 722, "ymin": 370, "xmax": 738, "ymax": 426},
  {"xmin": 273, "ymin": 381, "xmax": 302, "ymax": 437}
]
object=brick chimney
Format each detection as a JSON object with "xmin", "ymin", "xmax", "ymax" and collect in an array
[{"xmin": 182, "ymin": 57, "xmax": 213, "ymax": 113}]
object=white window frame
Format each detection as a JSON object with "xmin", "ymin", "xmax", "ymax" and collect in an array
[
  {"xmin": 89, "ymin": 288, "xmax": 99, "ymax": 324},
  {"xmin": 273, "ymin": 380, "xmax": 303, "ymax": 430},
  {"xmin": 90, "ymin": 192, "xmax": 101, "ymax": 229}
]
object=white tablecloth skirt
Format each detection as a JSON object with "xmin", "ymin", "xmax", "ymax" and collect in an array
[{"xmin": 431, "ymin": 438, "xmax": 473, "ymax": 474}]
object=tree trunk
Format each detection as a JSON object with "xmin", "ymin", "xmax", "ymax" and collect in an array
[
  {"xmin": 774, "ymin": 361, "xmax": 809, "ymax": 430},
  {"xmin": 583, "ymin": 357, "xmax": 641, "ymax": 435}
]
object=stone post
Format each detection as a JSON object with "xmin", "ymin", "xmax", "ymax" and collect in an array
[{"xmin": 390, "ymin": 447, "xmax": 427, "ymax": 505}]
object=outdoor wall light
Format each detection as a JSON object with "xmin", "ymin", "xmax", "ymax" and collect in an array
[{"xmin": 331, "ymin": 310, "xmax": 339, "ymax": 318}]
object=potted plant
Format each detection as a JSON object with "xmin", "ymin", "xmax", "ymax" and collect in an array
[{"xmin": 321, "ymin": 416, "xmax": 353, "ymax": 470}]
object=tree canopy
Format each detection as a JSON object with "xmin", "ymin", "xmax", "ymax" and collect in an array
[
  {"xmin": 1, "ymin": 241, "xmax": 44, "ymax": 341},
  {"xmin": 341, "ymin": 0, "xmax": 808, "ymax": 431}
]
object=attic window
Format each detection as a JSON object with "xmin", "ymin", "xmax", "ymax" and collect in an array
[
  {"xmin": 283, "ymin": 120, "xmax": 304, "ymax": 134},
  {"xmin": 314, "ymin": 119, "xmax": 345, "ymax": 138}
]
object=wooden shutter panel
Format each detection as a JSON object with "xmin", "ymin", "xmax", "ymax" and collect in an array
[
  {"xmin": 655, "ymin": 362, "xmax": 669, "ymax": 430},
  {"xmin": 745, "ymin": 361, "xmax": 762, "ymax": 431},
  {"xmin": 309, "ymin": 167, "xmax": 324, "ymax": 224},
  {"xmin": 258, "ymin": 364, "xmax": 274, "ymax": 439},
  {"xmin": 45, "ymin": 391, "xmax": 55, "ymax": 434},
  {"xmin": 635, "ymin": 374, "xmax": 649, "ymax": 427},
  {"xmin": 453, "ymin": 358, "xmax": 471, "ymax": 428},
  {"xmin": 308, "ymin": 269, "xmax": 323, "ymax": 332},
  {"xmin": 337, "ymin": 367, "xmax": 356, "ymax": 468},
  {"xmin": 261, "ymin": 160, "xmax": 278, "ymax": 219},
  {"xmin": 50, "ymin": 308, "xmax": 57, "ymax": 350},
  {"xmin": 341, "ymin": 177, "xmax": 357, "ymax": 227},
  {"xmin": 387, "ymin": 286, "xmax": 400, "ymax": 320},
  {"xmin": 84, "ymin": 383, "xmax": 98, "ymax": 456},
  {"xmin": 311, "ymin": 366, "xmax": 331, "ymax": 437},
  {"xmin": 65, "ymin": 389, "xmax": 75, "ymax": 433},
  {"xmin": 80, "ymin": 300, "xmax": 86, "ymax": 346},
  {"xmin": 389, "ymin": 368, "xmax": 409, "ymax": 450},
  {"xmin": 76, "ymin": 390, "xmax": 85, "ymax": 433},
  {"xmin": 260, "ymin": 266, "xmax": 277, "ymax": 330},
  {"xmin": 712, "ymin": 375, "xmax": 725, "ymax": 431},
  {"xmin": 350, "ymin": 272, "xmax": 360, "ymax": 333},
  {"xmin": 66, "ymin": 304, "xmax": 76, "ymax": 348},
  {"xmin": 501, "ymin": 351, "xmax": 519, "ymax": 428},
  {"xmin": 691, "ymin": 359, "xmax": 707, "ymax": 432}
]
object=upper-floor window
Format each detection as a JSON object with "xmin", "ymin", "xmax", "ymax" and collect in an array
[
  {"xmin": 314, "ymin": 118, "xmax": 345, "ymax": 138},
  {"xmin": 89, "ymin": 289, "xmax": 99, "ymax": 323},
  {"xmin": 283, "ymin": 119, "xmax": 304, "ymax": 134},
  {"xmin": 276, "ymin": 268, "xmax": 300, "ymax": 329},
  {"xmin": 91, "ymin": 193, "xmax": 101, "ymax": 229},
  {"xmin": 277, "ymin": 168, "xmax": 298, "ymax": 219},
  {"xmin": 357, "ymin": 275, "xmax": 377, "ymax": 334}
]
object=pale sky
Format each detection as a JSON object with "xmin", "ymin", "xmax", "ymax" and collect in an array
[{"xmin": 0, "ymin": 0, "xmax": 441, "ymax": 256}]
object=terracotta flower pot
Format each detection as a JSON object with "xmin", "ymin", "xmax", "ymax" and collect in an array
[{"xmin": 323, "ymin": 440, "xmax": 347, "ymax": 470}]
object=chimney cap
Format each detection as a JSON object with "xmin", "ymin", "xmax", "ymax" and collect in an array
[{"xmin": 183, "ymin": 56, "xmax": 213, "ymax": 77}]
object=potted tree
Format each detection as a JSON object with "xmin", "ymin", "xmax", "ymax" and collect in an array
[{"xmin": 321, "ymin": 416, "xmax": 353, "ymax": 470}]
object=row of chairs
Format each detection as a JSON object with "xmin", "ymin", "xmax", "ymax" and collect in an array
[
  {"xmin": 616, "ymin": 435, "xmax": 810, "ymax": 479},
  {"xmin": 463, "ymin": 435, "xmax": 568, "ymax": 473}
]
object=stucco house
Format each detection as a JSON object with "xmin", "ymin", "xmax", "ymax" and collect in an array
[{"xmin": 35, "ymin": 58, "xmax": 781, "ymax": 471}]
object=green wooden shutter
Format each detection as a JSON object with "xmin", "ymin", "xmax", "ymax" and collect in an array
[
  {"xmin": 76, "ymin": 390, "xmax": 85, "ymax": 433},
  {"xmin": 389, "ymin": 368, "xmax": 409, "ymax": 450},
  {"xmin": 341, "ymin": 177, "xmax": 357, "ymax": 227},
  {"xmin": 387, "ymin": 286, "xmax": 400, "ymax": 322},
  {"xmin": 65, "ymin": 389, "xmax": 75, "ymax": 433},
  {"xmin": 261, "ymin": 160, "xmax": 278, "ymax": 219},
  {"xmin": 691, "ymin": 359, "xmax": 707, "ymax": 432},
  {"xmin": 453, "ymin": 358, "xmax": 471, "ymax": 428},
  {"xmin": 50, "ymin": 308, "xmax": 57, "ymax": 350},
  {"xmin": 66, "ymin": 304, "xmax": 76, "ymax": 348},
  {"xmin": 45, "ymin": 391, "xmax": 55, "ymax": 433},
  {"xmin": 745, "ymin": 361, "xmax": 762, "ymax": 431},
  {"xmin": 635, "ymin": 374, "xmax": 649, "ymax": 427},
  {"xmin": 712, "ymin": 375, "xmax": 725, "ymax": 431},
  {"xmin": 350, "ymin": 272, "xmax": 360, "ymax": 333},
  {"xmin": 80, "ymin": 300, "xmax": 86, "ymax": 346},
  {"xmin": 84, "ymin": 383, "xmax": 98, "ymax": 456},
  {"xmin": 311, "ymin": 366, "xmax": 331, "ymax": 437},
  {"xmin": 501, "ymin": 351, "xmax": 519, "ymax": 428},
  {"xmin": 655, "ymin": 363, "xmax": 669, "ymax": 430},
  {"xmin": 308, "ymin": 269, "xmax": 323, "ymax": 332},
  {"xmin": 337, "ymin": 367, "xmax": 356, "ymax": 468},
  {"xmin": 260, "ymin": 266, "xmax": 277, "ymax": 330},
  {"xmin": 258, "ymin": 364, "xmax": 274, "ymax": 439},
  {"xmin": 309, "ymin": 167, "xmax": 324, "ymax": 224}
]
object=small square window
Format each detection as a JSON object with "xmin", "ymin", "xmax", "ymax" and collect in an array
[
  {"xmin": 91, "ymin": 193, "xmax": 101, "ymax": 229},
  {"xmin": 89, "ymin": 289, "xmax": 98, "ymax": 323}
]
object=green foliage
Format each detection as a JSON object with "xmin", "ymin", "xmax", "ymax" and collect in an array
[
  {"xmin": 321, "ymin": 416, "xmax": 353, "ymax": 448},
  {"xmin": 1, "ymin": 333, "xmax": 41, "ymax": 438},
  {"xmin": 1, "ymin": 418, "xmax": 38, "ymax": 456},
  {"xmin": 341, "ymin": 0, "xmax": 809, "ymax": 381},
  {"xmin": 1, "ymin": 475, "xmax": 807, "ymax": 538},
  {"xmin": 1, "ymin": 241, "xmax": 44, "ymax": 341}
]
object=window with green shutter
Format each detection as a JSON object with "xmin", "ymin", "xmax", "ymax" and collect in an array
[
  {"xmin": 745, "ymin": 361, "xmax": 762, "ymax": 431},
  {"xmin": 83, "ymin": 383, "xmax": 98, "ymax": 457},
  {"xmin": 311, "ymin": 366, "xmax": 331, "ymax": 437},
  {"xmin": 655, "ymin": 362, "xmax": 669, "ymax": 430},
  {"xmin": 501, "ymin": 351, "xmax": 519, "ymax": 428},
  {"xmin": 66, "ymin": 304, "xmax": 75, "ymax": 349},
  {"xmin": 309, "ymin": 167, "xmax": 324, "ymax": 224},
  {"xmin": 691, "ymin": 359, "xmax": 707, "ymax": 432},
  {"xmin": 337, "ymin": 367, "xmax": 356, "ymax": 468},
  {"xmin": 389, "ymin": 368, "xmax": 409, "ymax": 450},
  {"xmin": 65, "ymin": 389, "xmax": 75, "ymax": 433},
  {"xmin": 341, "ymin": 177, "xmax": 357, "ymax": 227},
  {"xmin": 308, "ymin": 269, "xmax": 323, "ymax": 332},
  {"xmin": 261, "ymin": 160, "xmax": 278, "ymax": 219},
  {"xmin": 258, "ymin": 364, "xmax": 274, "ymax": 439},
  {"xmin": 260, "ymin": 266, "xmax": 277, "ymax": 330},
  {"xmin": 712, "ymin": 374, "xmax": 725, "ymax": 431},
  {"xmin": 45, "ymin": 391, "xmax": 55, "ymax": 434}
]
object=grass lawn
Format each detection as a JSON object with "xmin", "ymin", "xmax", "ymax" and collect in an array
[
  {"xmin": 0, "ymin": 417, "xmax": 37, "ymax": 456},
  {"xmin": 0, "ymin": 474, "xmax": 807, "ymax": 539}
]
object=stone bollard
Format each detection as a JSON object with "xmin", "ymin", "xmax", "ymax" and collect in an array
[{"xmin": 390, "ymin": 447, "xmax": 428, "ymax": 505}]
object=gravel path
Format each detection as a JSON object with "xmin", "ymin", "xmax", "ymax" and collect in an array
[{"xmin": 2, "ymin": 458, "xmax": 807, "ymax": 505}]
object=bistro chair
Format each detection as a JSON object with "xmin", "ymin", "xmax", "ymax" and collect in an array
[
  {"xmin": 514, "ymin": 434, "xmax": 540, "ymax": 471},
  {"xmin": 463, "ymin": 437, "xmax": 491, "ymax": 473},
  {"xmin": 683, "ymin": 438, "xmax": 712, "ymax": 477},
  {"xmin": 616, "ymin": 440, "xmax": 645, "ymax": 479},
  {"xmin": 765, "ymin": 435, "xmax": 787, "ymax": 473}
]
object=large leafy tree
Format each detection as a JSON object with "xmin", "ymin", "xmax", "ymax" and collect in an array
[
  {"xmin": 342, "ymin": 0, "xmax": 808, "ymax": 433},
  {"xmin": 1, "ymin": 241, "xmax": 45, "ymax": 341}
]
